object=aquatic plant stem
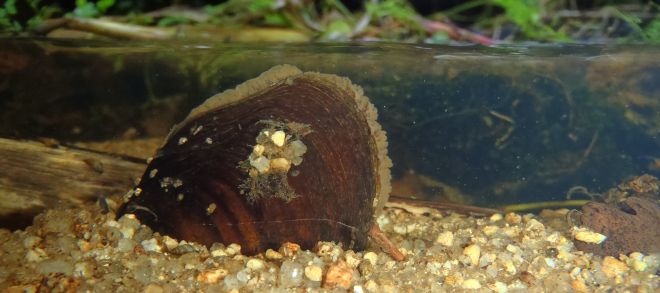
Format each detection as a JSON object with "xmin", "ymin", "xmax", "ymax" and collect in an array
[
  {"xmin": 368, "ymin": 223, "xmax": 405, "ymax": 261},
  {"xmin": 502, "ymin": 200, "xmax": 589, "ymax": 213}
]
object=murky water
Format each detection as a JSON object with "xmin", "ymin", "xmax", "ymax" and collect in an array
[{"xmin": 1, "ymin": 38, "xmax": 658, "ymax": 208}]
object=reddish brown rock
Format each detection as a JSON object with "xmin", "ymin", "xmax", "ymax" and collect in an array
[{"xmin": 574, "ymin": 196, "xmax": 660, "ymax": 256}]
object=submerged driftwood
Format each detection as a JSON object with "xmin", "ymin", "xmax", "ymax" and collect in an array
[
  {"xmin": 0, "ymin": 138, "xmax": 145, "ymax": 228},
  {"xmin": 0, "ymin": 136, "xmax": 501, "ymax": 231}
]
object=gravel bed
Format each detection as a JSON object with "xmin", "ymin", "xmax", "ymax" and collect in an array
[{"xmin": 1, "ymin": 199, "xmax": 657, "ymax": 292}]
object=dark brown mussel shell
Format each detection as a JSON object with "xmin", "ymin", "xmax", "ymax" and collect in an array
[{"xmin": 117, "ymin": 65, "xmax": 392, "ymax": 255}]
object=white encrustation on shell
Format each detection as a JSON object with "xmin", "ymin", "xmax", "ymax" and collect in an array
[
  {"xmin": 249, "ymin": 156, "xmax": 270, "ymax": 174},
  {"xmin": 270, "ymin": 158, "xmax": 292, "ymax": 172},
  {"xmin": 244, "ymin": 125, "xmax": 308, "ymax": 176},
  {"xmin": 271, "ymin": 130, "xmax": 287, "ymax": 147},
  {"xmin": 239, "ymin": 122, "xmax": 311, "ymax": 202},
  {"xmin": 206, "ymin": 203, "xmax": 217, "ymax": 215},
  {"xmin": 253, "ymin": 144, "xmax": 265, "ymax": 156},
  {"xmin": 289, "ymin": 140, "xmax": 307, "ymax": 157}
]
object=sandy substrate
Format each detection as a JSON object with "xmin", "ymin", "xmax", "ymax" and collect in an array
[{"xmin": 0, "ymin": 199, "xmax": 657, "ymax": 292}]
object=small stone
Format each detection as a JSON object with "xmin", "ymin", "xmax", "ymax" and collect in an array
[
  {"xmin": 291, "ymin": 156, "xmax": 303, "ymax": 166},
  {"xmin": 482, "ymin": 225, "xmax": 499, "ymax": 236},
  {"xmin": 489, "ymin": 281, "xmax": 507, "ymax": 293},
  {"xmin": 345, "ymin": 251, "xmax": 361, "ymax": 268},
  {"xmin": 364, "ymin": 280, "xmax": 378, "ymax": 292},
  {"xmin": 324, "ymin": 261, "xmax": 352, "ymax": 289},
  {"xmin": 571, "ymin": 226, "xmax": 607, "ymax": 244},
  {"xmin": 601, "ymin": 256, "xmax": 629, "ymax": 278},
  {"xmin": 426, "ymin": 261, "xmax": 442, "ymax": 275},
  {"xmin": 236, "ymin": 269, "xmax": 251, "ymax": 282},
  {"xmin": 22, "ymin": 236, "xmax": 41, "ymax": 248},
  {"xmin": 178, "ymin": 137, "xmax": 187, "ymax": 145},
  {"xmin": 206, "ymin": 203, "xmax": 217, "ymax": 215},
  {"xmin": 363, "ymin": 251, "xmax": 378, "ymax": 265},
  {"xmin": 197, "ymin": 268, "xmax": 228, "ymax": 283},
  {"xmin": 117, "ymin": 238, "xmax": 135, "ymax": 252},
  {"xmin": 505, "ymin": 244, "xmax": 521, "ymax": 254},
  {"xmin": 143, "ymin": 284, "xmax": 164, "ymax": 293},
  {"xmin": 571, "ymin": 278, "xmax": 589, "ymax": 293},
  {"xmin": 74, "ymin": 262, "xmax": 93, "ymax": 278},
  {"xmin": 505, "ymin": 213, "xmax": 521, "ymax": 224},
  {"xmin": 632, "ymin": 258, "xmax": 647, "ymax": 272},
  {"xmin": 503, "ymin": 260, "xmax": 516, "ymax": 274},
  {"xmin": 444, "ymin": 272, "xmax": 464, "ymax": 286},
  {"xmin": 269, "ymin": 158, "xmax": 292, "ymax": 173},
  {"xmin": 627, "ymin": 252, "xmax": 647, "ymax": 272},
  {"xmin": 524, "ymin": 218, "xmax": 545, "ymax": 232},
  {"xmin": 225, "ymin": 243, "xmax": 241, "ymax": 256},
  {"xmin": 106, "ymin": 220, "xmax": 120, "ymax": 228},
  {"xmin": 252, "ymin": 144, "xmax": 265, "ymax": 156},
  {"xmin": 211, "ymin": 247, "xmax": 227, "ymax": 257},
  {"xmin": 462, "ymin": 278, "xmax": 481, "ymax": 289},
  {"xmin": 119, "ymin": 226, "xmax": 135, "ymax": 239},
  {"xmin": 289, "ymin": 140, "xmax": 307, "ymax": 157},
  {"xmin": 544, "ymin": 257, "xmax": 556, "ymax": 268},
  {"xmin": 490, "ymin": 213, "xmax": 503, "ymax": 222},
  {"xmin": 246, "ymin": 258, "xmax": 265, "ymax": 271},
  {"xmin": 479, "ymin": 253, "xmax": 497, "ymax": 268},
  {"xmin": 392, "ymin": 224, "xmax": 407, "ymax": 235},
  {"xmin": 162, "ymin": 236, "xmax": 178, "ymax": 251},
  {"xmin": 279, "ymin": 242, "xmax": 300, "ymax": 257},
  {"xmin": 271, "ymin": 130, "xmax": 286, "ymax": 147},
  {"xmin": 435, "ymin": 231, "xmax": 454, "ymax": 247},
  {"xmin": 265, "ymin": 248, "xmax": 282, "ymax": 260},
  {"xmin": 141, "ymin": 238, "xmax": 162, "ymax": 253},
  {"xmin": 205, "ymin": 137, "xmax": 213, "ymax": 144},
  {"xmin": 463, "ymin": 244, "xmax": 481, "ymax": 266},
  {"xmin": 26, "ymin": 248, "xmax": 48, "ymax": 262},
  {"xmin": 304, "ymin": 265, "xmax": 323, "ymax": 282},
  {"xmin": 249, "ymin": 156, "xmax": 270, "ymax": 174},
  {"xmin": 280, "ymin": 260, "xmax": 304, "ymax": 287}
]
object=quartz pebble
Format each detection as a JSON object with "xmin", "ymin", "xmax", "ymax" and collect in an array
[
  {"xmin": 324, "ymin": 261, "xmax": 353, "ymax": 289},
  {"xmin": 601, "ymin": 256, "xmax": 629, "ymax": 278},
  {"xmin": 225, "ymin": 243, "xmax": 241, "ymax": 256},
  {"xmin": 280, "ymin": 242, "xmax": 300, "ymax": 257},
  {"xmin": 462, "ymin": 278, "xmax": 481, "ymax": 289},
  {"xmin": 571, "ymin": 226, "xmax": 607, "ymax": 244},
  {"xmin": 463, "ymin": 244, "xmax": 481, "ymax": 266},
  {"xmin": 280, "ymin": 260, "xmax": 304, "ymax": 287},
  {"xmin": 246, "ymin": 258, "xmax": 264, "ymax": 271},
  {"xmin": 141, "ymin": 238, "xmax": 162, "ymax": 252},
  {"xmin": 435, "ymin": 231, "xmax": 454, "ymax": 247},
  {"xmin": 197, "ymin": 268, "xmax": 228, "ymax": 283},
  {"xmin": 363, "ymin": 251, "xmax": 378, "ymax": 265},
  {"xmin": 265, "ymin": 248, "xmax": 283, "ymax": 260},
  {"xmin": 505, "ymin": 212, "xmax": 522, "ymax": 224},
  {"xmin": 304, "ymin": 265, "xmax": 323, "ymax": 282}
]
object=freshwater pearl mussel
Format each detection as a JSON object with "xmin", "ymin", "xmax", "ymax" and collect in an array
[{"xmin": 117, "ymin": 65, "xmax": 392, "ymax": 255}]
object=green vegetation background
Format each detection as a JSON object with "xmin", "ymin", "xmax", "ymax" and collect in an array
[{"xmin": 1, "ymin": 0, "xmax": 658, "ymax": 43}]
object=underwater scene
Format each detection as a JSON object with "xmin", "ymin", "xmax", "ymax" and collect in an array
[{"xmin": 0, "ymin": 38, "xmax": 658, "ymax": 292}]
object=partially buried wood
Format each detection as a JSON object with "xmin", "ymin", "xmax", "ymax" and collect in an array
[
  {"xmin": 0, "ymin": 138, "xmax": 145, "ymax": 229},
  {"xmin": 117, "ymin": 65, "xmax": 394, "ymax": 256}
]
